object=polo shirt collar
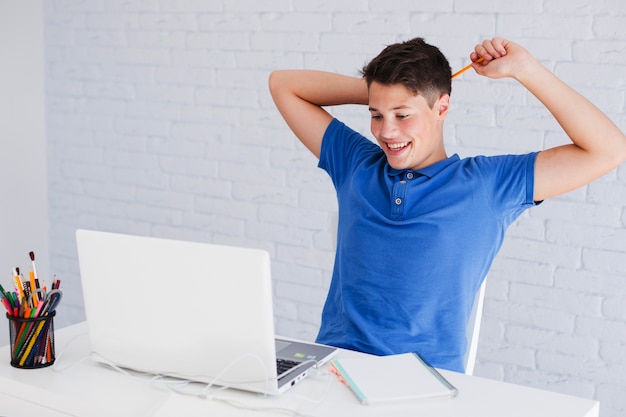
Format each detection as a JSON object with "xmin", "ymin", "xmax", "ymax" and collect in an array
[{"xmin": 386, "ymin": 154, "xmax": 460, "ymax": 179}]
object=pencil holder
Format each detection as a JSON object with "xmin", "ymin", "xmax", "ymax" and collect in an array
[{"xmin": 6, "ymin": 311, "xmax": 56, "ymax": 369}]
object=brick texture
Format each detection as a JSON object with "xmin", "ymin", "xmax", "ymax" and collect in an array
[{"xmin": 44, "ymin": 1, "xmax": 626, "ymax": 415}]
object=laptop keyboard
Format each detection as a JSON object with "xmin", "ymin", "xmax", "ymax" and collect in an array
[{"xmin": 276, "ymin": 358, "xmax": 301, "ymax": 380}]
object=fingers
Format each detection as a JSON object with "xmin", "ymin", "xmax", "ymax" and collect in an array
[
  {"xmin": 468, "ymin": 38, "xmax": 517, "ymax": 79},
  {"xmin": 473, "ymin": 37, "xmax": 509, "ymax": 62},
  {"xmin": 469, "ymin": 38, "xmax": 532, "ymax": 80}
]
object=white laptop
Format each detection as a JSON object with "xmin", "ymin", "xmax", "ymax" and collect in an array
[{"xmin": 75, "ymin": 229, "xmax": 337, "ymax": 395}]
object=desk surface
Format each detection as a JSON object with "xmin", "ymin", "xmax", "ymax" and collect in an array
[{"xmin": 0, "ymin": 322, "xmax": 599, "ymax": 417}]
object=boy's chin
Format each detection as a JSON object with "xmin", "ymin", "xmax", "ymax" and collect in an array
[{"xmin": 386, "ymin": 159, "xmax": 414, "ymax": 171}]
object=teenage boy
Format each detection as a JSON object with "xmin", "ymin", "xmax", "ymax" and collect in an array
[{"xmin": 268, "ymin": 37, "xmax": 626, "ymax": 372}]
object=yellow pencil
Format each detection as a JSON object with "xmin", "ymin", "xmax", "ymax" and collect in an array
[
  {"xmin": 19, "ymin": 319, "xmax": 46, "ymax": 366},
  {"xmin": 451, "ymin": 57, "xmax": 485, "ymax": 79}
]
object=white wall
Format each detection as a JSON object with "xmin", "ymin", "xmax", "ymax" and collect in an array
[
  {"xmin": 42, "ymin": 1, "xmax": 626, "ymax": 416},
  {"xmin": 0, "ymin": 2, "xmax": 48, "ymax": 311}
]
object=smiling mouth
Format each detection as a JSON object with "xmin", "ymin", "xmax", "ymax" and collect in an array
[{"xmin": 387, "ymin": 142, "xmax": 409, "ymax": 151}]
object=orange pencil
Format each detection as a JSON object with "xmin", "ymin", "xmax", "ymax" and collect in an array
[
  {"xmin": 451, "ymin": 57, "xmax": 485, "ymax": 79},
  {"xmin": 29, "ymin": 271, "xmax": 38, "ymax": 308}
]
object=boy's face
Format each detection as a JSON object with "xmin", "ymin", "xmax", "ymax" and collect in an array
[{"xmin": 368, "ymin": 82, "xmax": 449, "ymax": 171}]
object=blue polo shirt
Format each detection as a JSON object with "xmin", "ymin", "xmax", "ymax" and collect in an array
[{"xmin": 315, "ymin": 118, "xmax": 538, "ymax": 372}]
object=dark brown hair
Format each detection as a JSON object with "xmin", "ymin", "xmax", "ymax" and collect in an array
[{"xmin": 361, "ymin": 37, "xmax": 452, "ymax": 107}]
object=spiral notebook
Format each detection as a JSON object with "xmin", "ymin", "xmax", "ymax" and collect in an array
[{"xmin": 330, "ymin": 353, "xmax": 458, "ymax": 405}]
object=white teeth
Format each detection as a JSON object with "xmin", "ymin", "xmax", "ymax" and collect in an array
[{"xmin": 388, "ymin": 142, "xmax": 408, "ymax": 150}]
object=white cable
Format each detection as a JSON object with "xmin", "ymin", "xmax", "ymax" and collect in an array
[
  {"xmin": 197, "ymin": 352, "xmax": 271, "ymax": 399},
  {"xmin": 50, "ymin": 331, "xmax": 91, "ymax": 373},
  {"xmin": 52, "ymin": 341, "xmax": 332, "ymax": 417}
]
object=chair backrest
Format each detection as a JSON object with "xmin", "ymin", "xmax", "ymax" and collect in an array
[{"xmin": 463, "ymin": 279, "xmax": 487, "ymax": 375}]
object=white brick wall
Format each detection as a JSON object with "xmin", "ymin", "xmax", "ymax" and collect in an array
[{"xmin": 44, "ymin": 1, "xmax": 626, "ymax": 415}]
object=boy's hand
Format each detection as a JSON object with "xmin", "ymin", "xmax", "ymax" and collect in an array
[{"xmin": 470, "ymin": 38, "xmax": 535, "ymax": 80}]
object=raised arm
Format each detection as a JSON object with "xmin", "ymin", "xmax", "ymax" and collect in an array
[
  {"xmin": 471, "ymin": 38, "xmax": 626, "ymax": 202},
  {"xmin": 268, "ymin": 70, "xmax": 369, "ymax": 158}
]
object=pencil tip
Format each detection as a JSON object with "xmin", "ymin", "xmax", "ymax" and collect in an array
[{"xmin": 29, "ymin": 251, "xmax": 35, "ymax": 261}]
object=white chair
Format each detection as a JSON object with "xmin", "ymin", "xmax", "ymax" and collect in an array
[{"xmin": 463, "ymin": 279, "xmax": 487, "ymax": 375}]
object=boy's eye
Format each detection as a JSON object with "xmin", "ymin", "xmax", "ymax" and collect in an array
[{"xmin": 371, "ymin": 114, "xmax": 383, "ymax": 120}]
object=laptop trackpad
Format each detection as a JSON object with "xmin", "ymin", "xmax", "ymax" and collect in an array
[
  {"xmin": 275, "ymin": 339, "xmax": 327, "ymax": 363},
  {"xmin": 275, "ymin": 340, "xmax": 304, "ymax": 361}
]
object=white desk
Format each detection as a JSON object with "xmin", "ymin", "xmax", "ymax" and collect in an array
[{"xmin": 0, "ymin": 322, "xmax": 599, "ymax": 417}]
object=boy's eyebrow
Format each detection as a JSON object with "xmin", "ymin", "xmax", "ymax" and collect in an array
[{"xmin": 368, "ymin": 105, "xmax": 412, "ymax": 112}]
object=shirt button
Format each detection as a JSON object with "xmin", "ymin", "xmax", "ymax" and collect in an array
[
  {"xmin": 407, "ymin": 172, "xmax": 414, "ymax": 179},
  {"xmin": 395, "ymin": 198, "xmax": 402, "ymax": 205}
]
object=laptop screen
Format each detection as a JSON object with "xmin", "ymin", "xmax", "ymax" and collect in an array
[{"xmin": 76, "ymin": 229, "xmax": 281, "ymax": 393}]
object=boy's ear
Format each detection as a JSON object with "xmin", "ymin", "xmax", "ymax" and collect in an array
[{"xmin": 437, "ymin": 94, "xmax": 450, "ymax": 118}]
